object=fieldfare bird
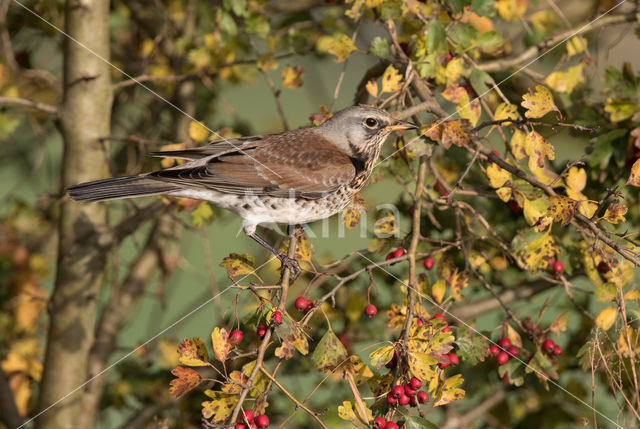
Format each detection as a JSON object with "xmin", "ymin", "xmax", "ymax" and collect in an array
[{"xmin": 69, "ymin": 106, "xmax": 417, "ymax": 278}]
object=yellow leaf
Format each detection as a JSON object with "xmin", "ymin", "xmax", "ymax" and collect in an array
[
  {"xmin": 442, "ymin": 85, "xmax": 467, "ymax": 102},
  {"xmin": 407, "ymin": 351, "xmax": 438, "ymax": 382},
  {"xmin": 441, "ymin": 120, "xmax": 469, "ymax": 149},
  {"xmin": 445, "ymin": 57, "xmax": 465, "ymax": 86},
  {"xmin": 521, "ymin": 85, "xmax": 559, "ymax": 119},
  {"xmin": 219, "ymin": 253, "xmax": 256, "ymax": 278},
  {"xmin": 337, "ymin": 401, "xmax": 372, "ymax": 428},
  {"xmin": 157, "ymin": 339, "xmax": 180, "ymax": 368},
  {"xmin": 511, "ymin": 129, "xmax": 527, "ymax": 160},
  {"xmin": 188, "ymin": 120, "xmax": 209, "ymax": 142},
  {"xmin": 604, "ymin": 98, "xmax": 639, "ymax": 122},
  {"xmin": 566, "ymin": 36, "xmax": 587, "ymax": 56},
  {"xmin": 274, "ymin": 322, "xmax": 309, "ymax": 359},
  {"xmin": 624, "ymin": 289, "xmax": 640, "ymax": 300},
  {"xmin": 434, "ymin": 374, "xmax": 466, "ymax": 406},
  {"xmin": 565, "ymin": 166, "xmax": 586, "ymax": 192},
  {"xmin": 374, "ymin": 211, "xmax": 399, "ymax": 235},
  {"xmin": 544, "ymin": 65, "xmax": 585, "ymax": 94},
  {"xmin": 549, "ymin": 311, "xmax": 569, "ymax": 336},
  {"xmin": 365, "ymin": 80, "xmax": 378, "ymax": 97},
  {"xmin": 201, "ymin": 390, "xmax": 237, "ymax": 421},
  {"xmin": 431, "ymin": 279, "xmax": 446, "ymax": 303},
  {"xmin": 369, "ymin": 345, "xmax": 395, "ymax": 369},
  {"xmin": 456, "ymin": 92, "xmax": 481, "ymax": 127},
  {"xmin": 618, "ymin": 327, "xmax": 640, "ymax": 357},
  {"xmin": 450, "ymin": 270, "xmax": 469, "ymax": 301},
  {"xmin": 211, "ymin": 327, "xmax": 232, "ymax": 363},
  {"xmin": 281, "ymin": 65, "xmax": 304, "ymax": 89},
  {"xmin": 317, "ymin": 34, "xmax": 357, "ymax": 62},
  {"xmin": 595, "ymin": 307, "xmax": 617, "ymax": 330},
  {"xmin": 507, "ymin": 324, "xmax": 522, "ymax": 347},
  {"xmin": 524, "ymin": 131, "xmax": 555, "ymax": 172},
  {"xmin": 486, "ymin": 163, "xmax": 510, "ymax": 188},
  {"xmin": 627, "ymin": 158, "xmax": 640, "ymax": 187},
  {"xmin": 342, "ymin": 194, "xmax": 368, "ymax": 229},
  {"xmin": 494, "ymin": 103, "xmax": 519, "ymax": 124},
  {"xmin": 521, "ymin": 232, "xmax": 558, "ymax": 272},
  {"xmin": 546, "ymin": 196, "xmax": 577, "ymax": 226},
  {"xmin": 523, "ymin": 197, "xmax": 550, "ymax": 228},
  {"xmin": 603, "ymin": 200, "xmax": 627, "ymax": 224},
  {"xmin": 495, "ymin": 0, "xmax": 527, "ymax": 21},
  {"xmin": 495, "ymin": 186, "xmax": 512, "ymax": 202},
  {"xmin": 256, "ymin": 52, "xmax": 278, "ymax": 71},
  {"xmin": 530, "ymin": 10, "xmax": 559, "ymax": 35},
  {"xmin": 381, "ymin": 65, "xmax": 403, "ymax": 93},
  {"xmin": 177, "ymin": 337, "xmax": 209, "ymax": 367},
  {"xmin": 346, "ymin": 355, "xmax": 374, "ymax": 385}
]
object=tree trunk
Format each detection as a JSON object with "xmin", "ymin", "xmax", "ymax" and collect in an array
[{"xmin": 35, "ymin": 1, "xmax": 112, "ymax": 428}]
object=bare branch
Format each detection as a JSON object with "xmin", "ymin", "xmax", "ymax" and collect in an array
[{"xmin": 0, "ymin": 96, "xmax": 58, "ymax": 115}]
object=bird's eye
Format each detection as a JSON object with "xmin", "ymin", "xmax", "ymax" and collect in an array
[{"xmin": 364, "ymin": 118, "xmax": 378, "ymax": 128}]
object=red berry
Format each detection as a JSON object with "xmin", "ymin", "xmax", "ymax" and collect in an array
[
  {"xmin": 432, "ymin": 313, "xmax": 446, "ymax": 322},
  {"xmin": 441, "ymin": 326, "xmax": 451, "ymax": 333},
  {"xmin": 597, "ymin": 261, "xmax": 611, "ymax": 274},
  {"xmin": 423, "ymin": 256, "xmax": 434, "ymax": 270},
  {"xmin": 256, "ymin": 325, "xmax": 267, "ymax": 339},
  {"xmin": 553, "ymin": 260, "xmax": 564, "ymax": 274},
  {"xmin": 417, "ymin": 390, "xmax": 429, "ymax": 403},
  {"xmin": 435, "ymin": 181, "xmax": 449, "ymax": 197},
  {"xmin": 498, "ymin": 337, "xmax": 511, "ymax": 348},
  {"xmin": 230, "ymin": 330, "xmax": 244, "ymax": 345},
  {"xmin": 507, "ymin": 346, "xmax": 519, "ymax": 357},
  {"xmin": 295, "ymin": 296, "xmax": 307, "ymax": 311},
  {"xmin": 241, "ymin": 410, "xmax": 254, "ymax": 422},
  {"xmin": 398, "ymin": 393, "xmax": 410, "ymax": 406},
  {"xmin": 447, "ymin": 352, "xmax": 459, "ymax": 366},
  {"xmin": 271, "ymin": 311, "xmax": 283, "ymax": 325},
  {"xmin": 443, "ymin": 52, "xmax": 453, "ymax": 62},
  {"xmin": 386, "ymin": 393, "xmax": 397, "ymax": 405},
  {"xmin": 548, "ymin": 257, "xmax": 556, "ymax": 266},
  {"xmin": 497, "ymin": 352, "xmax": 509, "ymax": 365},
  {"xmin": 409, "ymin": 395, "xmax": 418, "ymax": 407},
  {"xmin": 438, "ymin": 355, "xmax": 450, "ymax": 369},
  {"xmin": 373, "ymin": 417, "xmax": 386, "ymax": 428},
  {"xmin": 391, "ymin": 385, "xmax": 404, "ymax": 398},
  {"xmin": 508, "ymin": 200, "xmax": 522, "ymax": 212},
  {"xmin": 489, "ymin": 344, "xmax": 500, "ymax": 355},
  {"xmin": 409, "ymin": 376, "xmax": 422, "ymax": 390},
  {"xmin": 542, "ymin": 339, "xmax": 555, "ymax": 354},
  {"xmin": 255, "ymin": 414, "xmax": 269, "ymax": 428},
  {"xmin": 385, "ymin": 352, "xmax": 398, "ymax": 369},
  {"xmin": 386, "ymin": 252, "xmax": 394, "ymax": 261},
  {"xmin": 415, "ymin": 318, "xmax": 424, "ymax": 327},
  {"xmin": 384, "ymin": 422, "xmax": 398, "ymax": 429},
  {"xmin": 365, "ymin": 304, "xmax": 378, "ymax": 318},
  {"xmin": 408, "ymin": 205, "xmax": 415, "ymax": 217},
  {"xmin": 236, "ymin": 424, "xmax": 247, "ymax": 429},
  {"xmin": 393, "ymin": 248, "xmax": 406, "ymax": 258},
  {"xmin": 553, "ymin": 345, "xmax": 562, "ymax": 356},
  {"xmin": 404, "ymin": 385, "xmax": 416, "ymax": 396}
]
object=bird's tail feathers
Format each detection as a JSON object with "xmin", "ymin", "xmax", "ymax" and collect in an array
[{"xmin": 68, "ymin": 175, "xmax": 178, "ymax": 202}]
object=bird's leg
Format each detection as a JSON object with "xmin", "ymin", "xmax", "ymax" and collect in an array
[{"xmin": 249, "ymin": 231, "xmax": 301, "ymax": 282}]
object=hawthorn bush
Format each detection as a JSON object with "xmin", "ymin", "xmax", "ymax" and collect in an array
[{"xmin": 1, "ymin": 0, "xmax": 640, "ymax": 429}]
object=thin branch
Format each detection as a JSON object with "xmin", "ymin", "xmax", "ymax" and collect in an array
[{"xmin": 0, "ymin": 96, "xmax": 58, "ymax": 115}]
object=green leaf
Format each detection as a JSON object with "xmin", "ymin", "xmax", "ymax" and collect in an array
[
  {"xmin": 426, "ymin": 20, "xmax": 446, "ymax": 54},
  {"xmin": 471, "ymin": 0, "xmax": 496, "ymax": 16},
  {"xmin": 245, "ymin": 14, "xmax": 270, "ymax": 38},
  {"xmin": 595, "ymin": 282, "xmax": 617, "ymax": 302},
  {"xmin": 469, "ymin": 68, "xmax": 492, "ymax": 97},
  {"xmin": 370, "ymin": 36, "xmax": 389, "ymax": 58},
  {"xmin": 312, "ymin": 329, "xmax": 348, "ymax": 373},
  {"xmin": 405, "ymin": 416, "xmax": 441, "ymax": 429},
  {"xmin": 217, "ymin": 11, "xmax": 237, "ymax": 36},
  {"xmin": 449, "ymin": 23, "xmax": 477, "ymax": 50},
  {"xmin": 475, "ymin": 31, "xmax": 504, "ymax": 55},
  {"xmin": 603, "ymin": 66, "xmax": 637, "ymax": 99},
  {"xmin": 191, "ymin": 202, "xmax": 214, "ymax": 226},
  {"xmin": 454, "ymin": 325, "xmax": 487, "ymax": 366}
]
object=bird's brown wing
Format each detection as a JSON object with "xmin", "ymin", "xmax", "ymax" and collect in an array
[{"xmin": 148, "ymin": 129, "xmax": 357, "ymax": 198}]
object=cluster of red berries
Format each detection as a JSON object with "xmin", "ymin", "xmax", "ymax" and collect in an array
[
  {"xmin": 542, "ymin": 338, "xmax": 562, "ymax": 356},
  {"xmin": 547, "ymin": 257, "xmax": 564, "ymax": 274},
  {"xmin": 294, "ymin": 296, "xmax": 314, "ymax": 313},
  {"xmin": 386, "ymin": 248, "xmax": 406, "ymax": 265},
  {"xmin": 372, "ymin": 417, "xmax": 400, "ymax": 429},
  {"xmin": 385, "ymin": 377, "xmax": 429, "ymax": 410},
  {"xmin": 235, "ymin": 411, "xmax": 269, "ymax": 429},
  {"xmin": 488, "ymin": 337, "xmax": 520, "ymax": 365},
  {"xmin": 438, "ymin": 351, "xmax": 459, "ymax": 369}
]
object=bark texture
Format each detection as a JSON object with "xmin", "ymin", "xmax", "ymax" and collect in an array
[{"xmin": 35, "ymin": 1, "xmax": 112, "ymax": 428}]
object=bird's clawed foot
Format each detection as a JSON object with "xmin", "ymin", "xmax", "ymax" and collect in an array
[{"xmin": 279, "ymin": 256, "xmax": 301, "ymax": 282}]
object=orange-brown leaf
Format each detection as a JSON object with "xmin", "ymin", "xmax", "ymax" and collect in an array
[{"xmin": 169, "ymin": 366, "xmax": 202, "ymax": 398}]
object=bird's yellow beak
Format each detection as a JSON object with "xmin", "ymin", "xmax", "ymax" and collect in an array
[{"xmin": 386, "ymin": 120, "xmax": 419, "ymax": 132}]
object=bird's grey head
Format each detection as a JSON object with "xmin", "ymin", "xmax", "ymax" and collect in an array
[{"xmin": 315, "ymin": 106, "xmax": 417, "ymax": 160}]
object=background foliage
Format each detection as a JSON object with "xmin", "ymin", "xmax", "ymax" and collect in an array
[{"xmin": 1, "ymin": 0, "xmax": 640, "ymax": 428}]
